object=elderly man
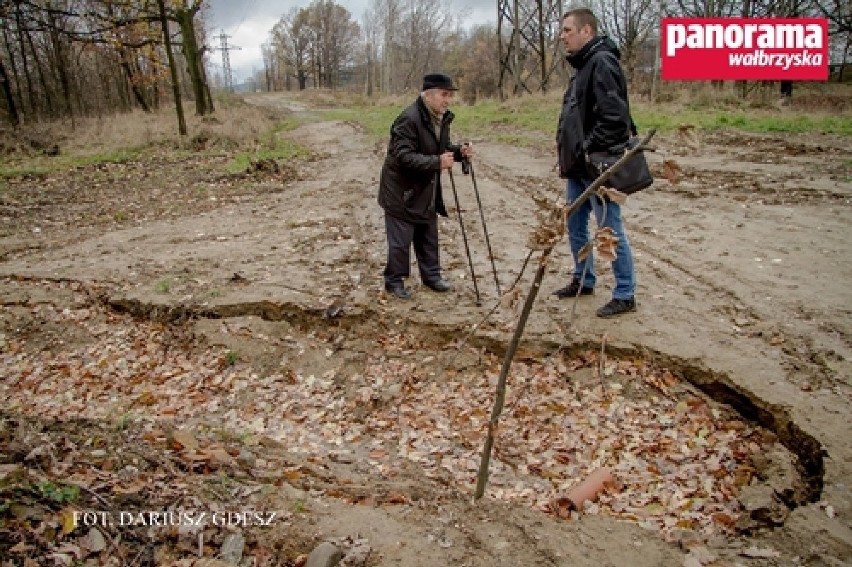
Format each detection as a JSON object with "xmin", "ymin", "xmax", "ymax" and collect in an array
[
  {"xmin": 377, "ymin": 73, "xmax": 473, "ymax": 300},
  {"xmin": 553, "ymin": 8, "xmax": 638, "ymax": 317}
]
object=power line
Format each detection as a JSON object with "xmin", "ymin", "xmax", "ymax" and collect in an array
[
  {"xmin": 231, "ymin": 0, "xmax": 259, "ymax": 36},
  {"xmin": 207, "ymin": 0, "xmax": 255, "ymax": 88},
  {"xmin": 212, "ymin": 30, "xmax": 241, "ymax": 90},
  {"xmin": 497, "ymin": 0, "xmax": 565, "ymax": 97}
]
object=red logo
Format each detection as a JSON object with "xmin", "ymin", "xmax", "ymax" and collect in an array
[{"xmin": 661, "ymin": 18, "xmax": 829, "ymax": 81}]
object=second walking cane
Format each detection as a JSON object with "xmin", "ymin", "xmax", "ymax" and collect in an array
[
  {"xmin": 463, "ymin": 157, "xmax": 501, "ymax": 295},
  {"xmin": 448, "ymin": 168, "xmax": 481, "ymax": 305}
]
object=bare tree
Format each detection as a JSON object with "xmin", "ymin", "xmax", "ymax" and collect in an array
[
  {"xmin": 395, "ymin": 0, "xmax": 453, "ymax": 89},
  {"xmin": 813, "ymin": 0, "xmax": 851, "ymax": 33},
  {"xmin": 0, "ymin": 55, "xmax": 20, "ymax": 126},
  {"xmin": 592, "ymin": 0, "xmax": 657, "ymax": 77},
  {"xmin": 362, "ymin": 7, "xmax": 381, "ymax": 95},
  {"xmin": 810, "ymin": 0, "xmax": 851, "ymax": 80},
  {"xmin": 272, "ymin": 8, "xmax": 314, "ymax": 90},
  {"xmin": 457, "ymin": 24, "xmax": 501, "ymax": 101},
  {"xmin": 267, "ymin": 1, "xmax": 359, "ymax": 91},
  {"xmin": 0, "ymin": 0, "xmax": 213, "ymax": 127},
  {"xmin": 668, "ymin": 0, "xmax": 742, "ymax": 17},
  {"xmin": 155, "ymin": 0, "xmax": 185, "ymax": 134},
  {"xmin": 368, "ymin": 0, "xmax": 402, "ymax": 93},
  {"xmin": 309, "ymin": 0, "xmax": 360, "ymax": 89}
]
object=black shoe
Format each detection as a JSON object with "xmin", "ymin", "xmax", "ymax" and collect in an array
[
  {"xmin": 596, "ymin": 298, "xmax": 636, "ymax": 318},
  {"xmin": 424, "ymin": 279, "xmax": 453, "ymax": 292},
  {"xmin": 385, "ymin": 285, "xmax": 411, "ymax": 300},
  {"xmin": 553, "ymin": 279, "xmax": 594, "ymax": 299}
]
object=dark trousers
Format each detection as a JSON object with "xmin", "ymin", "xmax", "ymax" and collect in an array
[{"xmin": 383, "ymin": 213, "xmax": 441, "ymax": 289}]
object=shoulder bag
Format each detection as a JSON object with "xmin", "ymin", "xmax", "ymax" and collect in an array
[{"xmin": 587, "ymin": 136, "xmax": 653, "ymax": 195}]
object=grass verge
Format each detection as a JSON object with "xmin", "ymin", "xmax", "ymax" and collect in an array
[
  {"xmin": 225, "ymin": 117, "xmax": 311, "ymax": 174},
  {"xmin": 321, "ymin": 91, "xmax": 852, "ymax": 143}
]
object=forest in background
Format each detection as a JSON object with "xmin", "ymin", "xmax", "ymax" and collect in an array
[{"xmin": 1, "ymin": 0, "xmax": 850, "ymax": 133}]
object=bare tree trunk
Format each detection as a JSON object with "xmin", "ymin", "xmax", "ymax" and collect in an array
[
  {"xmin": 174, "ymin": 7, "xmax": 211, "ymax": 115},
  {"xmin": 25, "ymin": 14, "xmax": 55, "ymax": 117},
  {"xmin": 156, "ymin": 0, "xmax": 187, "ymax": 135},
  {"xmin": 13, "ymin": 6, "xmax": 35, "ymax": 116},
  {"xmin": 200, "ymin": 55, "xmax": 215, "ymax": 113},
  {"xmin": 49, "ymin": 24, "xmax": 75, "ymax": 126},
  {"xmin": 366, "ymin": 40, "xmax": 373, "ymax": 96},
  {"xmin": 119, "ymin": 48, "xmax": 151, "ymax": 112},
  {"xmin": 0, "ymin": 56, "xmax": 20, "ymax": 126},
  {"xmin": 538, "ymin": 0, "xmax": 546, "ymax": 91},
  {"xmin": 497, "ymin": 0, "xmax": 504, "ymax": 100},
  {"xmin": 115, "ymin": 54, "xmax": 131, "ymax": 112}
]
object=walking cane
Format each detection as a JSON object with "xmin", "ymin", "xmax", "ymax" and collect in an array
[
  {"xmin": 448, "ymin": 168, "xmax": 482, "ymax": 306},
  {"xmin": 463, "ymin": 158, "xmax": 501, "ymax": 295}
]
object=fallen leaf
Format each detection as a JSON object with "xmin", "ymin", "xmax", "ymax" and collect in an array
[
  {"xmin": 171, "ymin": 430, "xmax": 199, "ymax": 451},
  {"xmin": 740, "ymin": 546, "xmax": 781, "ymax": 558},
  {"xmin": 8, "ymin": 541, "xmax": 30, "ymax": 553},
  {"xmin": 79, "ymin": 527, "xmax": 107, "ymax": 553},
  {"xmin": 662, "ymin": 160, "xmax": 683, "ymax": 184},
  {"xmin": 59, "ymin": 508, "xmax": 77, "ymax": 535}
]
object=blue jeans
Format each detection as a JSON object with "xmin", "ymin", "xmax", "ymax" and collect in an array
[{"xmin": 565, "ymin": 177, "xmax": 635, "ymax": 300}]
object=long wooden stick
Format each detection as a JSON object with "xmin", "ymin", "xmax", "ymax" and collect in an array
[{"xmin": 474, "ymin": 129, "xmax": 656, "ymax": 500}]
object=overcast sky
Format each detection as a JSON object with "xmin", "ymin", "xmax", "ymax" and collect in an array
[{"xmin": 204, "ymin": 0, "xmax": 497, "ymax": 82}]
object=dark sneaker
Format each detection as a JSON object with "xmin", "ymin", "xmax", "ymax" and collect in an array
[
  {"xmin": 385, "ymin": 285, "xmax": 412, "ymax": 300},
  {"xmin": 596, "ymin": 298, "xmax": 636, "ymax": 318},
  {"xmin": 553, "ymin": 279, "xmax": 594, "ymax": 299},
  {"xmin": 424, "ymin": 279, "xmax": 453, "ymax": 292}
]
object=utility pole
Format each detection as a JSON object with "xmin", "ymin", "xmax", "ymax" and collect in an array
[
  {"xmin": 213, "ymin": 30, "xmax": 241, "ymax": 91},
  {"xmin": 651, "ymin": 0, "xmax": 662, "ymax": 102},
  {"xmin": 497, "ymin": 0, "xmax": 564, "ymax": 98}
]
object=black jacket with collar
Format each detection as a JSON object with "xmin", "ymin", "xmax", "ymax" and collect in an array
[
  {"xmin": 557, "ymin": 36, "xmax": 635, "ymax": 178},
  {"xmin": 378, "ymin": 95, "xmax": 462, "ymax": 224}
]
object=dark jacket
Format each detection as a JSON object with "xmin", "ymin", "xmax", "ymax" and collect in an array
[
  {"xmin": 557, "ymin": 36, "xmax": 635, "ymax": 178},
  {"xmin": 378, "ymin": 96, "xmax": 462, "ymax": 224}
]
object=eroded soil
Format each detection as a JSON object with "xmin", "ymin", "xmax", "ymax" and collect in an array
[{"xmin": 1, "ymin": 93, "xmax": 850, "ymax": 566}]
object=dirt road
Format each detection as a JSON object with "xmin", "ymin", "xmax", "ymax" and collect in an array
[{"xmin": 1, "ymin": 92, "xmax": 850, "ymax": 565}]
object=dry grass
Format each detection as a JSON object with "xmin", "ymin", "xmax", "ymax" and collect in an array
[
  {"xmin": 0, "ymin": 97, "xmax": 282, "ymax": 162},
  {"xmin": 646, "ymin": 80, "xmax": 852, "ymax": 112},
  {"xmin": 2, "ymin": 82, "xmax": 848, "ymax": 166},
  {"xmin": 287, "ymin": 88, "xmax": 412, "ymax": 110}
]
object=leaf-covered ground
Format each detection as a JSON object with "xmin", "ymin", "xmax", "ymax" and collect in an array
[
  {"xmin": 1, "ymin": 277, "xmax": 794, "ymax": 564},
  {"xmin": 1, "ymin": 94, "xmax": 849, "ymax": 566}
]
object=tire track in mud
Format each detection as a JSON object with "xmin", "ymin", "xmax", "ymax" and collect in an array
[
  {"xmin": 657, "ymin": 167, "xmax": 850, "ymax": 205},
  {"xmin": 630, "ymin": 224, "xmax": 845, "ymax": 390},
  {"xmin": 627, "ymin": 218, "xmax": 847, "ymax": 390},
  {"xmin": 658, "ymin": 130, "xmax": 851, "ymax": 204}
]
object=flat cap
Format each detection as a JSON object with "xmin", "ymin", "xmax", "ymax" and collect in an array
[{"xmin": 422, "ymin": 73, "xmax": 458, "ymax": 91}]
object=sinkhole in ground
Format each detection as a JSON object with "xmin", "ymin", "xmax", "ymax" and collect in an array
[
  {"xmin": 111, "ymin": 292, "xmax": 824, "ymax": 541},
  {"xmin": 0, "ymin": 278, "xmax": 824, "ymax": 545}
]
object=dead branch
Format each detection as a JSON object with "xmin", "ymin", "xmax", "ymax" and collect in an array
[{"xmin": 474, "ymin": 129, "xmax": 657, "ymax": 500}]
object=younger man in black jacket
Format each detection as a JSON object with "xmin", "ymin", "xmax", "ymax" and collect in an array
[{"xmin": 554, "ymin": 8, "xmax": 638, "ymax": 317}]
